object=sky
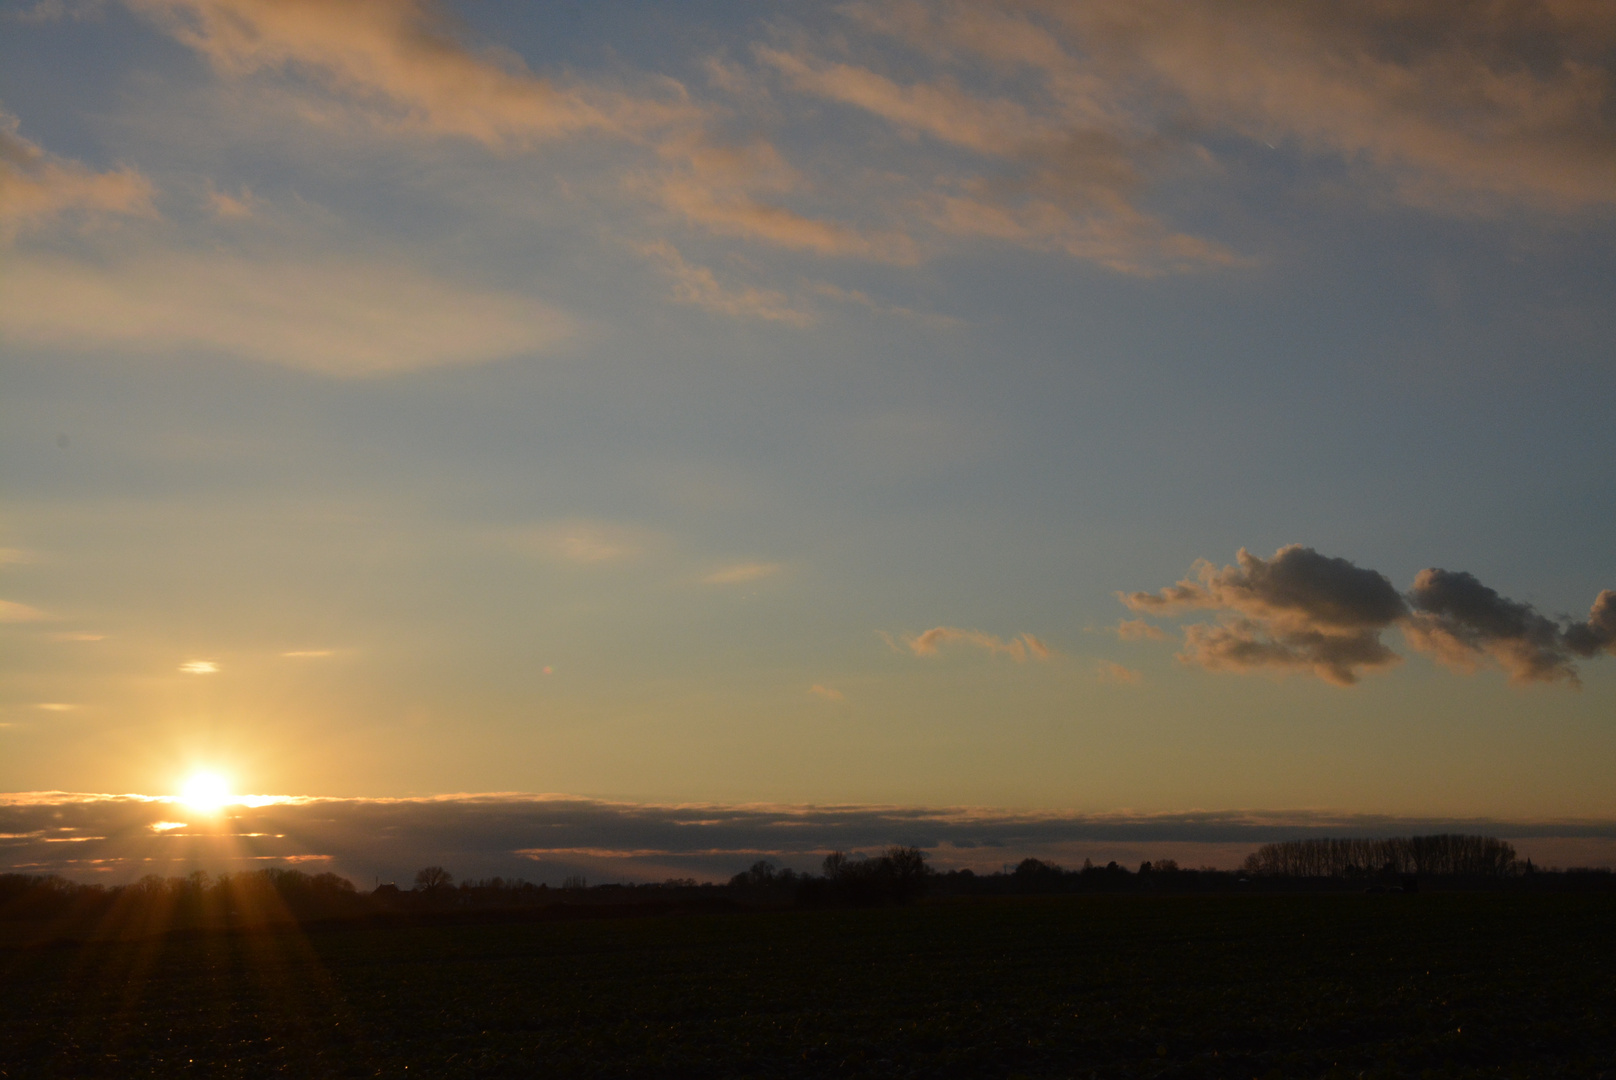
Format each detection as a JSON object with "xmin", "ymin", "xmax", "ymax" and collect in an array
[{"xmin": 2, "ymin": 0, "xmax": 1614, "ymax": 883}]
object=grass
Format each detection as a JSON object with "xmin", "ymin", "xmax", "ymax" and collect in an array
[{"xmin": 2, "ymin": 893, "xmax": 1613, "ymax": 1077}]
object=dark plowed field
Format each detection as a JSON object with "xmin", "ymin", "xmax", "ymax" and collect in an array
[{"xmin": 3, "ymin": 893, "xmax": 1612, "ymax": 1078}]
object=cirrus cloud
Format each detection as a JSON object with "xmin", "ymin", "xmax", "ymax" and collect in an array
[{"xmin": 904, "ymin": 626, "xmax": 1052, "ymax": 662}]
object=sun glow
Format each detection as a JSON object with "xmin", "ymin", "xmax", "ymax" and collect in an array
[{"xmin": 179, "ymin": 771, "xmax": 233, "ymax": 812}]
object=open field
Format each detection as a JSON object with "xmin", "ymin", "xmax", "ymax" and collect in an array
[{"xmin": 2, "ymin": 893, "xmax": 1613, "ymax": 1078}]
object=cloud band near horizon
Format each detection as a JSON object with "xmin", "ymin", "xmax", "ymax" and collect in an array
[{"xmin": 3, "ymin": 792, "xmax": 1615, "ymax": 886}]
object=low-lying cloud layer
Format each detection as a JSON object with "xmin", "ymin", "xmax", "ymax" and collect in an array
[
  {"xmin": 4, "ymin": 792, "xmax": 1613, "ymax": 885},
  {"xmin": 1123, "ymin": 545, "xmax": 1616, "ymax": 686}
]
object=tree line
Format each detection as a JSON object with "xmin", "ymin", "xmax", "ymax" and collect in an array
[
  {"xmin": 1240, "ymin": 835, "xmax": 1521, "ymax": 879},
  {"xmin": 3, "ymin": 834, "xmax": 1609, "ymax": 935}
]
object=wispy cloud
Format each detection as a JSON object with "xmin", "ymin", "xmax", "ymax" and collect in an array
[
  {"xmin": 809, "ymin": 282, "xmax": 963, "ymax": 327},
  {"xmin": 0, "ymin": 600, "xmax": 47, "ymax": 623},
  {"xmin": 0, "ymin": 106, "xmax": 154, "ymax": 238},
  {"xmin": 178, "ymin": 660, "xmax": 218, "ymax": 674},
  {"xmin": 517, "ymin": 520, "xmax": 656, "ymax": 565},
  {"xmin": 848, "ymin": 0, "xmax": 1616, "ymax": 217},
  {"xmin": 639, "ymin": 241, "xmax": 813, "ymax": 326},
  {"xmin": 205, "ymin": 182, "xmax": 257, "ymax": 219},
  {"xmin": 808, "ymin": 683, "xmax": 844, "ymax": 702},
  {"xmin": 125, "ymin": 0, "xmax": 685, "ymax": 148},
  {"xmin": 1115, "ymin": 618, "xmax": 1166, "ymax": 642},
  {"xmin": 904, "ymin": 626, "xmax": 1051, "ymax": 662},
  {"xmin": 652, "ymin": 137, "xmax": 921, "ymax": 265},
  {"xmin": 703, "ymin": 561, "xmax": 783, "ymax": 585},
  {"xmin": 1095, "ymin": 660, "xmax": 1142, "ymax": 685},
  {"xmin": 0, "ymin": 249, "xmax": 574, "ymax": 376}
]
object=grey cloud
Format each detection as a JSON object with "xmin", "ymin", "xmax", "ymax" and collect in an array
[
  {"xmin": 1122, "ymin": 545, "xmax": 1407, "ymax": 685},
  {"xmin": 1405, "ymin": 568, "xmax": 1579, "ymax": 684},
  {"xmin": 1564, "ymin": 590, "xmax": 1616, "ymax": 659},
  {"xmin": 1125, "ymin": 545, "xmax": 1613, "ymax": 687}
]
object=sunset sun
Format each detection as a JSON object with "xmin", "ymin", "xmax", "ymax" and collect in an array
[{"xmin": 179, "ymin": 771, "xmax": 232, "ymax": 813}]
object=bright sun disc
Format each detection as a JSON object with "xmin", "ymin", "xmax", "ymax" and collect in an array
[{"xmin": 180, "ymin": 771, "xmax": 232, "ymax": 812}]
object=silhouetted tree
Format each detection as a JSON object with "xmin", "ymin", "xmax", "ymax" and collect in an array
[
  {"xmin": 414, "ymin": 866, "xmax": 453, "ymax": 890},
  {"xmin": 1013, "ymin": 858, "xmax": 1066, "ymax": 893},
  {"xmin": 730, "ymin": 860, "xmax": 778, "ymax": 888},
  {"xmin": 817, "ymin": 846, "xmax": 932, "ymax": 905}
]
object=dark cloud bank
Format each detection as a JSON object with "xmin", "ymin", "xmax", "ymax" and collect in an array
[
  {"xmin": 1123, "ymin": 545, "xmax": 1615, "ymax": 686},
  {"xmin": 4, "ymin": 794, "xmax": 1614, "ymax": 886}
]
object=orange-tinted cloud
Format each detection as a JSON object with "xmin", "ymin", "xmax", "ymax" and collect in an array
[
  {"xmin": 703, "ymin": 561, "xmax": 784, "ymax": 585},
  {"xmin": 1029, "ymin": 0, "xmax": 1616, "ymax": 214},
  {"xmin": 1115, "ymin": 618, "xmax": 1166, "ymax": 642},
  {"xmin": 653, "ymin": 135, "xmax": 921, "ymax": 264},
  {"xmin": 0, "ymin": 108, "xmax": 154, "ymax": 237},
  {"xmin": 906, "ymin": 626, "xmax": 1051, "ymax": 662},
  {"xmin": 816, "ymin": 0, "xmax": 1616, "ymax": 277},
  {"xmin": 1095, "ymin": 660, "xmax": 1142, "ymax": 685},
  {"xmin": 128, "ymin": 0, "xmax": 912, "ymax": 269},
  {"xmin": 0, "ymin": 599, "xmax": 47, "ymax": 623},
  {"xmin": 758, "ymin": 46, "xmax": 1046, "ymax": 156},
  {"xmin": 760, "ymin": 23, "xmax": 1238, "ymax": 275},
  {"xmin": 205, "ymin": 183, "xmax": 257, "ymax": 218},
  {"xmin": 111, "ymin": 0, "xmax": 1616, "ymax": 294},
  {"xmin": 126, "ymin": 0, "xmax": 673, "ymax": 148},
  {"xmin": 0, "ymin": 249, "xmax": 574, "ymax": 376}
]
